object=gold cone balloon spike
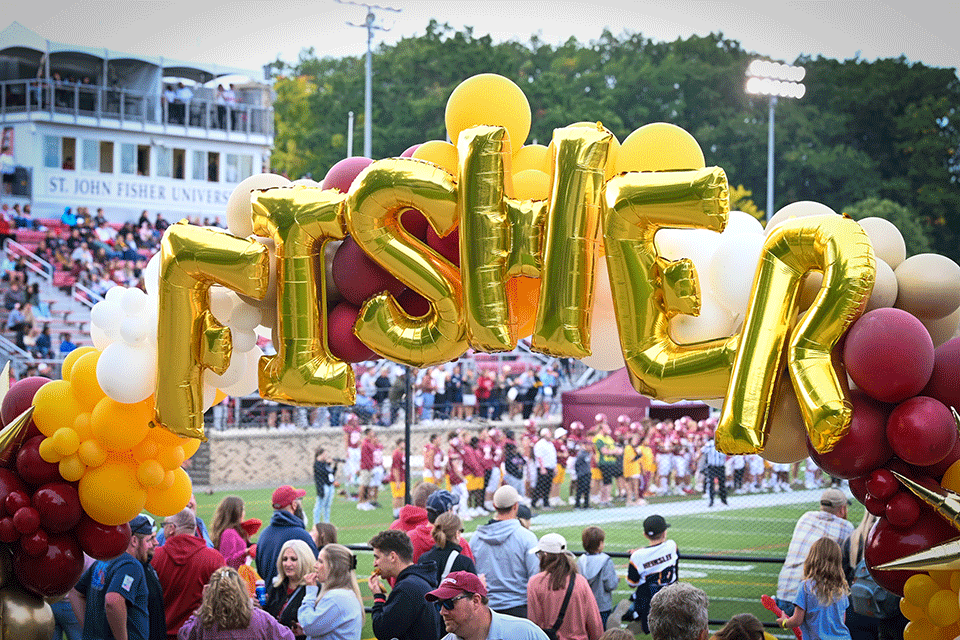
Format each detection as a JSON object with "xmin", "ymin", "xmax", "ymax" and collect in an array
[
  {"xmin": 0, "ymin": 585, "xmax": 55, "ymax": 640},
  {"xmin": 890, "ymin": 471, "xmax": 960, "ymax": 532},
  {"xmin": 0, "ymin": 406, "xmax": 34, "ymax": 467}
]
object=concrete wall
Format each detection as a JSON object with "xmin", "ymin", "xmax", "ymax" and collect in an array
[{"xmin": 189, "ymin": 419, "xmax": 560, "ymax": 490}]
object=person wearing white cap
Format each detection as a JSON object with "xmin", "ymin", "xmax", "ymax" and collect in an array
[
  {"xmin": 532, "ymin": 428, "xmax": 557, "ymax": 509},
  {"xmin": 471, "ymin": 485, "xmax": 540, "ymax": 619},
  {"xmin": 527, "ymin": 533, "xmax": 604, "ymax": 640}
]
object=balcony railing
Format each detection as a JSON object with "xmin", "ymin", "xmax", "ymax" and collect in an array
[{"xmin": 0, "ymin": 79, "xmax": 273, "ymax": 137}]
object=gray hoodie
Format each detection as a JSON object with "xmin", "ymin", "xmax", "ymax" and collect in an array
[
  {"xmin": 471, "ymin": 518, "xmax": 540, "ymax": 610},
  {"xmin": 577, "ymin": 552, "xmax": 620, "ymax": 613}
]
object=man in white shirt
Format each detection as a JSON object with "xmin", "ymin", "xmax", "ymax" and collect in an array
[
  {"xmin": 174, "ymin": 82, "xmax": 193, "ymax": 125},
  {"xmin": 532, "ymin": 428, "xmax": 557, "ymax": 509}
]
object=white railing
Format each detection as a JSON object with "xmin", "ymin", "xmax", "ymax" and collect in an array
[
  {"xmin": 71, "ymin": 282, "xmax": 103, "ymax": 309},
  {"xmin": 2, "ymin": 239, "xmax": 54, "ymax": 284}
]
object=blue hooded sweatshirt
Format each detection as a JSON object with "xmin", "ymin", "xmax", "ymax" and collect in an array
[{"xmin": 256, "ymin": 510, "xmax": 318, "ymax": 586}]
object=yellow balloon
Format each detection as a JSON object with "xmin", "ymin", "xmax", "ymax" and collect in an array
[
  {"xmin": 903, "ymin": 619, "xmax": 939, "ymax": 640},
  {"xmin": 146, "ymin": 424, "xmax": 185, "ymax": 448},
  {"xmin": 511, "ymin": 169, "xmax": 551, "ymax": 200},
  {"xmin": 941, "ymin": 461, "xmax": 960, "ymax": 493},
  {"xmin": 90, "ymin": 396, "xmax": 151, "ymax": 452},
  {"xmin": 77, "ymin": 439, "xmax": 108, "ymax": 469},
  {"xmin": 144, "ymin": 467, "xmax": 192, "ymax": 517},
  {"xmin": 930, "ymin": 570, "xmax": 954, "ymax": 590},
  {"xmin": 904, "ymin": 574, "xmax": 941, "ymax": 608},
  {"xmin": 615, "ymin": 122, "xmax": 705, "ymax": 174},
  {"xmin": 51, "ymin": 428, "xmax": 80, "ymax": 457},
  {"xmin": 180, "ymin": 436, "xmax": 201, "ymax": 460},
  {"xmin": 72, "ymin": 412, "xmax": 92, "ymax": 442},
  {"xmin": 159, "ymin": 470, "xmax": 176, "ymax": 490},
  {"xmin": 512, "ymin": 144, "xmax": 550, "ymax": 174},
  {"xmin": 70, "ymin": 351, "xmax": 106, "ymax": 410},
  {"xmin": 445, "ymin": 73, "xmax": 531, "ymax": 155},
  {"xmin": 58, "ymin": 455, "xmax": 85, "ymax": 483},
  {"xmin": 137, "ymin": 459, "xmax": 166, "ymax": 487},
  {"xmin": 132, "ymin": 438, "xmax": 160, "ymax": 463},
  {"xmin": 900, "ymin": 597, "xmax": 927, "ymax": 621},
  {"xmin": 927, "ymin": 589, "xmax": 960, "ymax": 627},
  {"xmin": 31, "ymin": 380, "xmax": 82, "ymax": 438},
  {"xmin": 61, "ymin": 346, "xmax": 96, "ymax": 382},
  {"xmin": 78, "ymin": 460, "xmax": 147, "ymax": 526},
  {"xmin": 156, "ymin": 445, "xmax": 185, "ymax": 471},
  {"xmin": 38, "ymin": 437, "xmax": 60, "ymax": 464},
  {"xmin": 412, "ymin": 140, "xmax": 459, "ymax": 176}
]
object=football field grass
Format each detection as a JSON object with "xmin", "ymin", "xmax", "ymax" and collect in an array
[{"xmin": 196, "ymin": 486, "xmax": 863, "ymax": 638}]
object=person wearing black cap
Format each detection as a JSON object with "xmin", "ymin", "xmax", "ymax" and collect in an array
[
  {"xmin": 129, "ymin": 516, "xmax": 166, "ymax": 640},
  {"xmin": 69, "ymin": 515, "xmax": 152, "ymax": 640},
  {"xmin": 609, "ymin": 514, "xmax": 679, "ymax": 634}
]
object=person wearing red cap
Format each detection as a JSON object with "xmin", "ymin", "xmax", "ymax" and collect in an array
[
  {"xmin": 257, "ymin": 485, "xmax": 318, "ymax": 589},
  {"xmin": 425, "ymin": 571, "xmax": 548, "ymax": 640}
]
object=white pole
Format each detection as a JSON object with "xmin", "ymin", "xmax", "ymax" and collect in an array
[
  {"xmin": 347, "ymin": 111, "xmax": 355, "ymax": 158},
  {"xmin": 766, "ymin": 96, "xmax": 776, "ymax": 221}
]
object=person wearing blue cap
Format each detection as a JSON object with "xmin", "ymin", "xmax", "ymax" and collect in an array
[
  {"xmin": 68, "ymin": 515, "xmax": 152, "ymax": 640},
  {"xmin": 409, "ymin": 490, "xmax": 477, "ymax": 564}
]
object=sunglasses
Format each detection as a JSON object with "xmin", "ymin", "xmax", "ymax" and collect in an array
[{"xmin": 437, "ymin": 594, "xmax": 472, "ymax": 610}]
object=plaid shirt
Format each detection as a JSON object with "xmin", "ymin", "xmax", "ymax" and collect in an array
[{"xmin": 777, "ymin": 510, "xmax": 854, "ymax": 602}]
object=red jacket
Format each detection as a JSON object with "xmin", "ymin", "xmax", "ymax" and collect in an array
[
  {"xmin": 391, "ymin": 505, "xmax": 428, "ymax": 532},
  {"xmin": 409, "ymin": 520, "xmax": 475, "ymax": 563},
  {"xmin": 151, "ymin": 533, "xmax": 225, "ymax": 638}
]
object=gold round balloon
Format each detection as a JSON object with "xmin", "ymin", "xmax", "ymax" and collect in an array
[
  {"xmin": 760, "ymin": 379, "xmax": 811, "ymax": 463},
  {"xmin": 0, "ymin": 586, "xmax": 55, "ymax": 640}
]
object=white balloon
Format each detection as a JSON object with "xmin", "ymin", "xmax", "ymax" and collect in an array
[
  {"xmin": 219, "ymin": 347, "xmax": 262, "ymax": 397},
  {"xmin": 857, "ymin": 217, "xmax": 906, "ymax": 270},
  {"xmin": 865, "ymin": 259, "xmax": 898, "ymax": 312},
  {"xmin": 229, "ymin": 301, "xmax": 262, "ymax": 332},
  {"xmin": 225, "ymin": 174, "xmax": 291, "ymax": 238},
  {"xmin": 119, "ymin": 315, "xmax": 148, "ymax": 344},
  {"xmin": 144, "ymin": 253, "xmax": 161, "ymax": 297},
  {"xmin": 97, "ymin": 341, "xmax": 157, "ymax": 404},
  {"xmin": 580, "ymin": 260, "xmax": 625, "ymax": 371},
  {"xmin": 704, "ymin": 397, "xmax": 725, "ymax": 410},
  {"xmin": 120, "ymin": 287, "xmax": 148, "ymax": 316},
  {"xmin": 722, "ymin": 211, "xmax": 764, "ymax": 236},
  {"xmin": 209, "ymin": 287, "xmax": 235, "ymax": 323},
  {"xmin": 91, "ymin": 300, "xmax": 123, "ymax": 335},
  {"xmin": 670, "ymin": 291, "xmax": 737, "ymax": 344},
  {"xmin": 104, "ymin": 286, "xmax": 125, "ymax": 303},
  {"xmin": 231, "ymin": 329, "xmax": 258, "ymax": 353},
  {"xmin": 89, "ymin": 322, "xmax": 113, "ymax": 350},
  {"xmin": 765, "ymin": 201, "xmax": 838, "ymax": 234},
  {"xmin": 204, "ymin": 349, "xmax": 246, "ymax": 389},
  {"xmin": 709, "ymin": 233, "xmax": 765, "ymax": 317}
]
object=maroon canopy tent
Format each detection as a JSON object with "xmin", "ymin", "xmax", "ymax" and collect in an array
[{"xmin": 561, "ymin": 368, "xmax": 710, "ymax": 428}]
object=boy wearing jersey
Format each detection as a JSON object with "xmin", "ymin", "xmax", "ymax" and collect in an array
[{"xmin": 615, "ymin": 514, "xmax": 679, "ymax": 634}]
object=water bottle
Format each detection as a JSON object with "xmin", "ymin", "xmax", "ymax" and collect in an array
[{"xmin": 255, "ymin": 579, "xmax": 266, "ymax": 607}]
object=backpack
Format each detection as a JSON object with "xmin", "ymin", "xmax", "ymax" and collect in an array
[{"xmin": 850, "ymin": 556, "xmax": 899, "ymax": 619}]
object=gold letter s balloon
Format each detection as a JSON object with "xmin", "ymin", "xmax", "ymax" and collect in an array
[
  {"xmin": 602, "ymin": 168, "xmax": 737, "ymax": 401},
  {"xmin": 252, "ymin": 186, "xmax": 356, "ymax": 406},
  {"xmin": 156, "ymin": 223, "xmax": 269, "ymax": 439},
  {"xmin": 346, "ymin": 158, "xmax": 467, "ymax": 367},
  {"xmin": 716, "ymin": 215, "xmax": 876, "ymax": 454}
]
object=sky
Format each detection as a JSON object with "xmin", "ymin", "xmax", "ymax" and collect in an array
[{"xmin": 6, "ymin": 1, "xmax": 960, "ymax": 78}]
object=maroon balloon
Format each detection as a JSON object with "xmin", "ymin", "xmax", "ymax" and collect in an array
[
  {"xmin": 0, "ymin": 376, "xmax": 50, "ymax": 458},
  {"xmin": 15, "ymin": 436, "xmax": 62, "ymax": 487},
  {"xmin": 396, "ymin": 289, "xmax": 431, "ymax": 317},
  {"xmin": 20, "ymin": 529, "xmax": 48, "ymax": 557},
  {"xmin": 33, "ymin": 483, "xmax": 82, "ymax": 533},
  {"xmin": 849, "ymin": 474, "xmax": 869, "ymax": 504},
  {"xmin": 0, "ymin": 517, "xmax": 17, "ymax": 543},
  {"xmin": 332, "ymin": 236, "xmax": 407, "ymax": 308},
  {"xmin": 886, "ymin": 396, "xmax": 956, "ymax": 466},
  {"xmin": 4, "ymin": 489, "xmax": 29, "ymax": 515},
  {"xmin": 885, "ymin": 492, "xmax": 921, "ymax": 529},
  {"xmin": 807, "ymin": 391, "xmax": 893, "ymax": 478},
  {"xmin": 426, "ymin": 224, "xmax": 460, "ymax": 267},
  {"xmin": 13, "ymin": 533, "xmax": 84, "ymax": 598},
  {"xmin": 327, "ymin": 302, "xmax": 376, "ymax": 364},
  {"xmin": 921, "ymin": 337, "xmax": 960, "ymax": 412},
  {"xmin": 75, "ymin": 515, "xmax": 131, "ymax": 561},
  {"xmin": 915, "ymin": 436, "xmax": 960, "ymax": 480},
  {"xmin": 843, "ymin": 308, "xmax": 935, "ymax": 403},
  {"xmin": 12, "ymin": 506, "xmax": 39, "ymax": 535},
  {"xmin": 400, "ymin": 143, "xmax": 422, "ymax": 158},
  {"xmin": 0, "ymin": 468, "xmax": 28, "ymax": 517},
  {"xmin": 399, "ymin": 208, "xmax": 429, "ymax": 242},
  {"xmin": 865, "ymin": 511, "xmax": 958, "ymax": 596},
  {"xmin": 865, "ymin": 469, "xmax": 899, "ymax": 501},
  {"xmin": 863, "ymin": 493, "xmax": 887, "ymax": 517},
  {"xmin": 321, "ymin": 156, "xmax": 374, "ymax": 193}
]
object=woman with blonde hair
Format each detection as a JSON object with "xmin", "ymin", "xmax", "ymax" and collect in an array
[
  {"xmin": 265, "ymin": 540, "xmax": 314, "ymax": 640},
  {"xmin": 298, "ymin": 544, "xmax": 363, "ymax": 640},
  {"xmin": 417, "ymin": 511, "xmax": 476, "ymax": 584},
  {"xmin": 210, "ymin": 496, "xmax": 253, "ymax": 569},
  {"xmin": 177, "ymin": 566, "xmax": 294, "ymax": 639},
  {"xmin": 527, "ymin": 533, "xmax": 604, "ymax": 640}
]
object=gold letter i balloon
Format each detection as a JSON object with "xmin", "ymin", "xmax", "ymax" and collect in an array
[
  {"xmin": 156, "ymin": 223, "xmax": 269, "ymax": 439},
  {"xmin": 252, "ymin": 186, "xmax": 357, "ymax": 406},
  {"xmin": 716, "ymin": 215, "xmax": 876, "ymax": 454}
]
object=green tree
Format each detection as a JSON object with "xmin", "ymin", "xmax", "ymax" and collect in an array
[{"xmin": 844, "ymin": 197, "xmax": 932, "ymax": 257}]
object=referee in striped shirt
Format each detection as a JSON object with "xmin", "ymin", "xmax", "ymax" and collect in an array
[{"xmin": 701, "ymin": 438, "xmax": 727, "ymax": 507}]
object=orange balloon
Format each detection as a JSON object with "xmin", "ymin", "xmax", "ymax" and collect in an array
[
  {"xmin": 70, "ymin": 351, "xmax": 106, "ymax": 410},
  {"xmin": 180, "ymin": 437, "xmax": 201, "ymax": 460},
  {"xmin": 137, "ymin": 460, "xmax": 165, "ymax": 487},
  {"xmin": 156, "ymin": 445, "xmax": 185, "ymax": 471},
  {"xmin": 59, "ymin": 455, "xmax": 85, "ymax": 483},
  {"xmin": 77, "ymin": 439, "xmax": 108, "ymax": 468},
  {"xmin": 91, "ymin": 397, "xmax": 151, "ymax": 452},
  {"xmin": 78, "ymin": 460, "xmax": 147, "ymax": 525},
  {"xmin": 61, "ymin": 346, "xmax": 96, "ymax": 382},
  {"xmin": 144, "ymin": 468, "xmax": 192, "ymax": 517},
  {"xmin": 73, "ymin": 412, "xmax": 92, "ymax": 442},
  {"xmin": 506, "ymin": 276, "xmax": 541, "ymax": 339},
  {"xmin": 147, "ymin": 424, "xmax": 186, "ymax": 448},
  {"xmin": 132, "ymin": 438, "xmax": 160, "ymax": 463},
  {"xmin": 32, "ymin": 380, "xmax": 83, "ymax": 438}
]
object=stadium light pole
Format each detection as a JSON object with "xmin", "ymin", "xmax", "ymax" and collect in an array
[
  {"xmin": 340, "ymin": 0, "xmax": 400, "ymax": 159},
  {"xmin": 745, "ymin": 60, "xmax": 806, "ymax": 220}
]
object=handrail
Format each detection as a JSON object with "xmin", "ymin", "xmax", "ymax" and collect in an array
[
  {"xmin": 2, "ymin": 239, "xmax": 54, "ymax": 284},
  {"xmin": 71, "ymin": 283, "xmax": 103, "ymax": 309},
  {"xmin": 0, "ymin": 334, "xmax": 31, "ymax": 360}
]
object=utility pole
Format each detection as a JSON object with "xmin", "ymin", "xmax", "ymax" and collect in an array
[{"xmin": 338, "ymin": 0, "xmax": 400, "ymax": 159}]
